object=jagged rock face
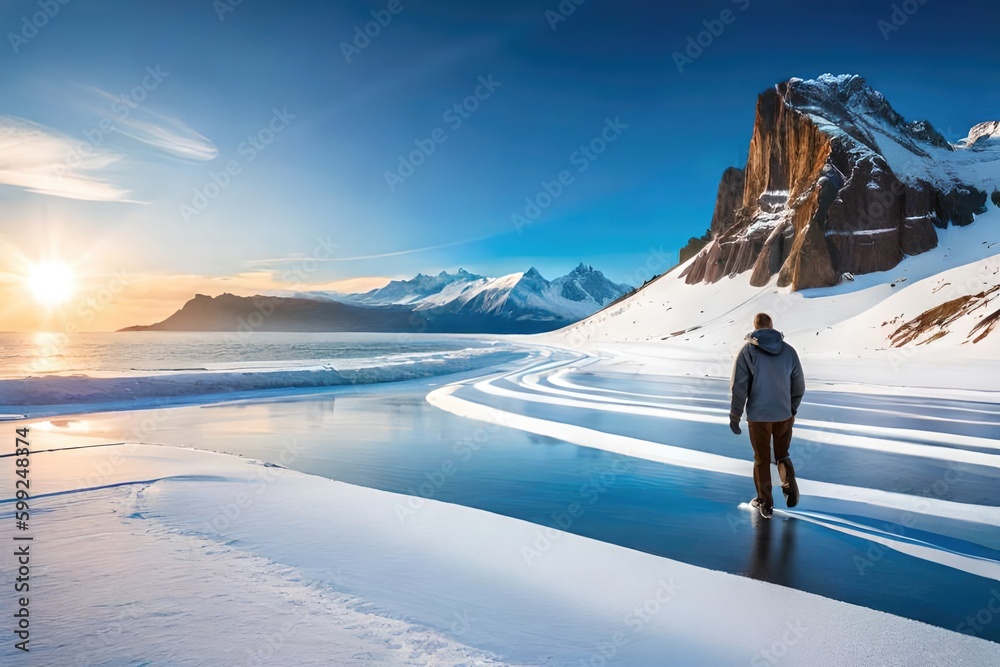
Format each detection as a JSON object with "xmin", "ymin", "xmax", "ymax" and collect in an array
[
  {"xmin": 682, "ymin": 75, "xmax": 992, "ymax": 291},
  {"xmin": 936, "ymin": 187, "xmax": 988, "ymax": 227},
  {"xmin": 709, "ymin": 167, "xmax": 746, "ymax": 237}
]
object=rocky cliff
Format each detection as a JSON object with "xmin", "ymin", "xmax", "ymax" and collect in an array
[{"xmin": 682, "ymin": 75, "xmax": 994, "ymax": 290}]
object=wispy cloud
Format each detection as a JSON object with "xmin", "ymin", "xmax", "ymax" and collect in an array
[
  {"xmin": 0, "ymin": 84, "xmax": 217, "ymax": 202},
  {"xmin": 0, "ymin": 116, "xmax": 132, "ymax": 202},
  {"xmin": 245, "ymin": 235, "xmax": 498, "ymax": 266},
  {"xmin": 86, "ymin": 88, "xmax": 218, "ymax": 161},
  {"xmin": 115, "ymin": 115, "xmax": 218, "ymax": 161}
]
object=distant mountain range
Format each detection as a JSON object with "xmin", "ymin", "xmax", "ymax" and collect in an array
[{"xmin": 119, "ymin": 263, "xmax": 632, "ymax": 334}]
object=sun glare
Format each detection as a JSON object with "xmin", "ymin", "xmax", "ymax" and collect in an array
[{"xmin": 27, "ymin": 262, "xmax": 76, "ymax": 307}]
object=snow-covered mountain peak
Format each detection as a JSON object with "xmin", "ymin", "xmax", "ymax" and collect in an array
[
  {"xmin": 961, "ymin": 121, "xmax": 1000, "ymax": 149},
  {"xmin": 522, "ymin": 266, "xmax": 544, "ymax": 279},
  {"xmin": 783, "ymin": 74, "xmax": 952, "ymax": 158},
  {"xmin": 329, "ymin": 263, "xmax": 630, "ymax": 328},
  {"xmin": 679, "ymin": 74, "xmax": 995, "ymax": 293},
  {"xmin": 511, "ymin": 266, "xmax": 552, "ymax": 296}
]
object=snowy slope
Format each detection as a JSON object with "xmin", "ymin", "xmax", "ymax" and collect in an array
[
  {"xmin": 546, "ymin": 205, "xmax": 1000, "ymax": 381},
  {"xmin": 9, "ymin": 442, "xmax": 998, "ymax": 665}
]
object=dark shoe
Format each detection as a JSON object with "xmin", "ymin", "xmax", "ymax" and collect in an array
[
  {"xmin": 750, "ymin": 498, "xmax": 772, "ymax": 519},
  {"xmin": 778, "ymin": 457, "xmax": 799, "ymax": 508}
]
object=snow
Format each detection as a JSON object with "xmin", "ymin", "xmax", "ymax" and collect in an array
[
  {"xmin": 824, "ymin": 227, "xmax": 897, "ymax": 236},
  {"xmin": 334, "ymin": 266, "xmax": 630, "ymax": 322},
  {"xmin": 961, "ymin": 121, "xmax": 1000, "ymax": 148},
  {"xmin": 545, "ymin": 204, "xmax": 1000, "ymax": 389},
  {"xmin": 451, "ymin": 271, "xmax": 525, "ymax": 310},
  {"xmin": 6, "ymin": 442, "xmax": 998, "ymax": 665}
]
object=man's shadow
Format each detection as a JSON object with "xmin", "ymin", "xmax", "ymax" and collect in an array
[{"xmin": 748, "ymin": 512, "xmax": 798, "ymax": 586}]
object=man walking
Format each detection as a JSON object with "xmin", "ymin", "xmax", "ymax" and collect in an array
[{"xmin": 729, "ymin": 313, "xmax": 805, "ymax": 519}]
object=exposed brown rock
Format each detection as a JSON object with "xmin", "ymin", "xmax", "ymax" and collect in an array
[
  {"xmin": 749, "ymin": 220, "xmax": 794, "ymax": 287},
  {"xmin": 776, "ymin": 198, "xmax": 839, "ymax": 289},
  {"xmin": 743, "ymin": 85, "xmax": 831, "ymax": 211},
  {"xmin": 970, "ymin": 309, "xmax": 1000, "ymax": 343},
  {"xmin": 682, "ymin": 76, "xmax": 988, "ymax": 292},
  {"xmin": 678, "ymin": 230, "xmax": 712, "ymax": 264},
  {"xmin": 890, "ymin": 295, "xmax": 974, "ymax": 346},
  {"xmin": 823, "ymin": 155, "xmax": 904, "ymax": 275},
  {"xmin": 890, "ymin": 284, "xmax": 1000, "ymax": 346},
  {"xmin": 710, "ymin": 167, "xmax": 746, "ymax": 237}
]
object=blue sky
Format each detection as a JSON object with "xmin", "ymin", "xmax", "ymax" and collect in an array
[{"xmin": 1, "ymin": 0, "xmax": 999, "ymax": 318}]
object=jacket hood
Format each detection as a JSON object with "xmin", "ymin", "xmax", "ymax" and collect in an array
[{"xmin": 746, "ymin": 328, "xmax": 784, "ymax": 355}]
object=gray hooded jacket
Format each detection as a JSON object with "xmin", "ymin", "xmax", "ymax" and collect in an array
[{"xmin": 730, "ymin": 329, "xmax": 805, "ymax": 423}]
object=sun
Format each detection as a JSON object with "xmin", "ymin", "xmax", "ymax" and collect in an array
[{"xmin": 26, "ymin": 262, "xmax": 76, "ymax": 307}]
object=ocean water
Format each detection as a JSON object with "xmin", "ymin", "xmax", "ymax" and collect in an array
[
  {"xmin": 0, "ymin": 332, "xmax": 527, "ymax": 414},
  {"xmin": 0, "ymin": 331, "xmax": 508, "ymax": 378}
]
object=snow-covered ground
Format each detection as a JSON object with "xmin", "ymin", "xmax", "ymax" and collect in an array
[
  {"xmin": 544, "ymin": 206, "xmax": 1000, "ymax": 393},
  {"xmin": 4, "ymin": 192, "xmax": 1000, "ymax": 663},
  {"xmin": 4, "ymin": 440, "xmax": 997, "ymax": 666}
]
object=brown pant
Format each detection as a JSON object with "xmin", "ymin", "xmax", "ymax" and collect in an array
[{"xmin": 748, "ymin": 416, "xmax": 794, "ymax": 509}]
